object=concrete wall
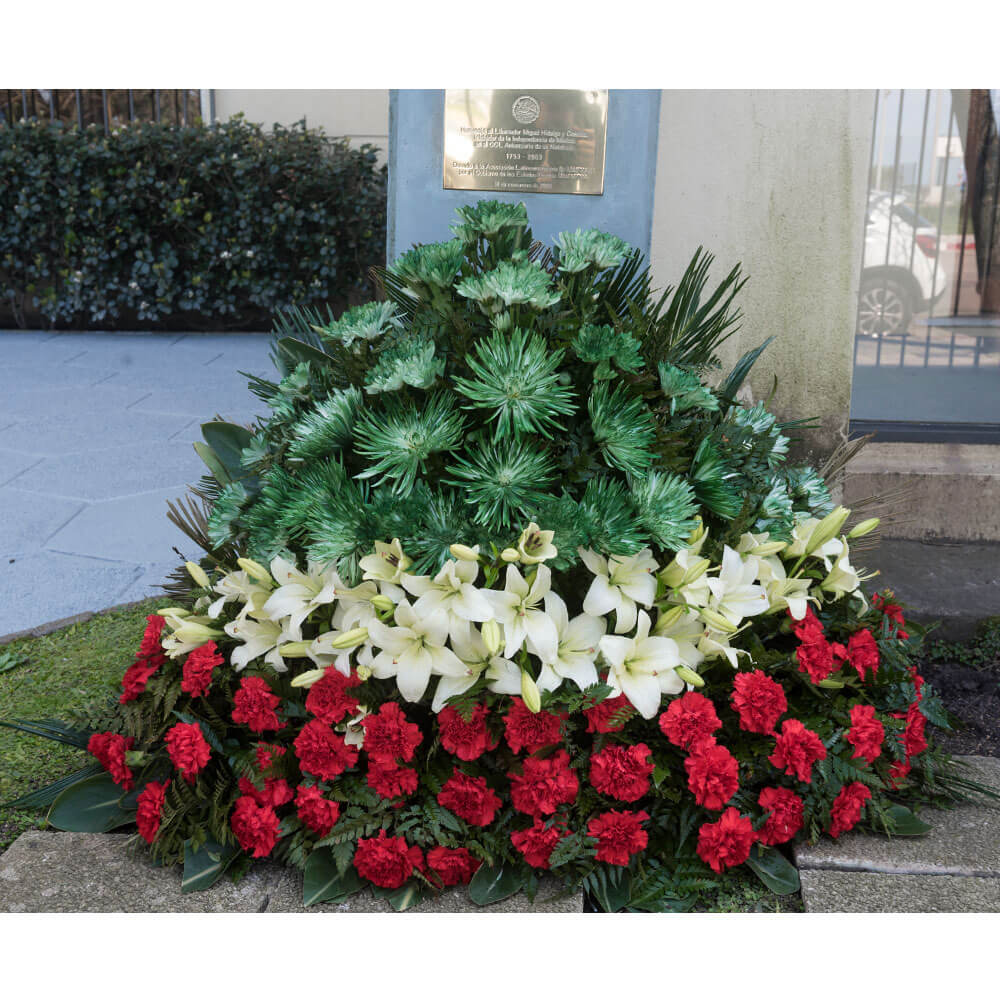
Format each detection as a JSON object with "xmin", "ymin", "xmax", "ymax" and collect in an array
[
  {"xmin": 650, "ymin": 90, "xmax": 876, "ymax": 462},
  {"xmin": 212, "ymin": 89, "xmax": 389, "ymax": 158}
]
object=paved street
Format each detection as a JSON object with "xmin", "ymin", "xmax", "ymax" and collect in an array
[{"xmin": 0, "ymin": 330, "xmax": 273, "ymax": 635}]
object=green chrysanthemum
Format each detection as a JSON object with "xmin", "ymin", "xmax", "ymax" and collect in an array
[
  {"xmin": 754, "ymin": 479, "xmax": 795, "ymax": 537},
  {"xmin": 730, "ymin": 403, "xmax": 790, "ymax": 467},
  {"xmin": 313, "ymin": 301, "xmax": 401, "ymax": 348},
  {"xmin": 286, "ymin": 387, "xmax": 363, "ymax": 464},
  {"xmin": 784, "ymin": 465, "xmax": 833, "ymax": 515},
  {"xmin": 453, "ymin": 326, "xmax": 576, "ymax": 438},
  {"xmin": 390, "ymin": 239, "xmax": 466, "ymax": 292},
  {"xmin": 572, "ymin": 324, "xmax": 644, "ymax": 380},
  {"xmin": 576, "ymin": 476, "xmax": 645, "ymax": 555},
  {"xmin": 630, "ymin": 470, "xmax": 699, "ymax": 550},
  {"xmin": 456, "ymin": 259, "xmax": 561, "ymax": 313},
  {"xmin": 451, "ymin": 200, "xmax": 529, "ymax": 243},
  {"xmin": 689, "ymin": 438, "xmax": 741, "ymax": 519},
  {"xmin": 554, "ymin": 228, "xmax": 632, "ymax": 273},
  {"xmin": 206, "ymin": 481, "xmax": 249, "ymax": 548},
  {"xmin": 365, "ymin": 337, "xmax": 444, "ymax": 394},
  {"xmin": 588, "ymin": 382, "xmax": 658, "ymax": 477},
  {"xmin": 658, "ymin": 363, "xmax": 720, "ymax": 413}
]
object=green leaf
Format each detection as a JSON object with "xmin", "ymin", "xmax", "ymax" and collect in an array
[
  {"xmin": 201, "ymin": 421, "xmax": 255, "ymax": 481},
  {"xmin": 0, "ymin": 647, "xmax": 27, "ymax": 675},
  {"xmin": 884, "ymin": 804, "xmax": 932, "ymax": 836},
  {"xmin": 588, "ymin": 867, "xmax": 632, "ymax": 913},
  {"xmin": 303, "ymin": 847, "xmax": 365, "ymax": 906},
  {"xmin": 0, "ymin": 717, "xmax": 92, "ymax": 748},
  {"xmin": 745, "ymin": 843, "xmax": 800, "ymax": 895},
  {"xmin": 182, "ymin": 836, "xmax": 239, "ymax": 893},
  {"xmin": 193, "ymin": 441, "xmax": 232, "ymax": 485},
  {"xmin": 386, "ymin": 883, "xmax": 423, "ymax": 911},
  {"xmin": 468, "ymin": 862, "xmax": 526, "ymax": 906},
  {"xmin": 1, "ymin": 762, "xmax": 103, "ymax": 810},
  {"xmin": 47, "ymin": 773, "xmax": 134, "ymax": 833},
  {"xmin": 274, "ymin": 336, "xmax": 336, "ymax": 371}
]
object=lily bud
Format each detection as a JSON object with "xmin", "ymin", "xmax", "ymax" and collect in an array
[
  {"xmin": 752, "ymin": 540, "xmax": 787, "ymax": 557},
  {"xmin": 848, "ymin": 517, "xmax": 880, "ymax": 539},
  {"xmin": 655, "ymin": 605, "xmax": 686, "ymax": 633},
  {"xmin": 185, "ymin": 561, "xmax": 211, "ymax": 589},
  {"xmin": 237, "ymin": 558, "xmax": 274, "ymax": 587},
  {"xmin": 174, "ymin": 620, "xmax": 224, "ymax": 641},
  {"xmin": 520, "ymin": 670, "xmax": 542, "ymax": 714},
  {"xmin": 356, "ymin": 664, "xmax": 372, "ymax": 681},
  {"xmin": 681, "ymin": 558, "xmax": 711, "ymax": 586},
  {"xmin": 700, "ymin": 608, "xmax": 739, "ymax": 634},
  {"xmin": 500, "ymin": 547, "xmax": 520, "ymax": 563},
  {"xmin": 328, "ymin": 627, "xmax": 369, "ymax": 650},
  {"xmin": 804, "ymin": 506, "xmax": 850, "ymax": 555},
  {"xmin": 817, "ymin": 677, "xmax": 846, "ymax": 689},
  {"xmin": 278, "ymin": 642, "xmax": 311, "ymax": 658},
  {"xmin": 481, "ymin": 619, "xmax": 503, "ymax": 656},
  {"xmin": 687, "ymin": 516, "xmax": 706, "ymax": 550},
  {"xmin": 675, "ymin": 666, "xmax": 705, "ymax": 688},
  {"xmin": 290, "ymin": 668, "xmax": 327, "ymax": 689},
  {"xmin": 157, "ymin": 607, "xmax": 190, "ymax": 618},
  {"xmin": 370, "ymin": 594, "xmax": 395, "ymax": 613},
  {"xmin": 449, "ymin": 543, "xmax": 481, "ymax": 562}
]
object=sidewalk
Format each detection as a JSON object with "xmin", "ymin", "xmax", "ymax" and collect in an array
[{"xmin": 0, "ymin": 330, "xmax": 273, "ymax": 636}]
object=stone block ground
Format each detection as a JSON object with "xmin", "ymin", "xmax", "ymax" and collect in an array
[{"xmin": 0, "ymin": 330, "xmax": 273, "ymax": 637}]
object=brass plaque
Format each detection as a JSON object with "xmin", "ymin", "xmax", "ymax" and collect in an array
[{"xmin": 443, "ymin": 89, "xmax": 608, "ymax": 196}]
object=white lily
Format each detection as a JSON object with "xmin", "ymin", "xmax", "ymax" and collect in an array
[
  {"xmin": 786, "ymin": 517, "xmax": 845, "ymax": 569},
  {"xmin": 431, "ymin": 627, "xmax": 521, "ymax": 711},
  {"xmin": 760, "ymin": 557, "xmax": 812, "ymax": 620},
  {"xmin": 401, "ymin": 558, "xmax": 493, "ymax": 640},
  {"xmin": 359, "ymin": 538, "xmax": 411, "ymax": 584},
  {"xmin": 262, "ymin": 557, "xmax": 341, "ymax": 634},
  {"xmin": 485, "ymin": 564, "xmax": 559, "ymax": 661},
  {"xmin": 160, "ymin": 612, "xmax": 224, "ymax": 659},
  {"xmin": 598, "ymin": 610, "xmax": 682, "ymax": 719},
  {"xmin": 339, "ymin": 706, "xmax": 371, "ymax": 749},
  {"xmin": 735, "ymin": 530, "xmax": 788, "ymax": 558},
  {"xmin": 660, "ymin": 547, "xmax": 712, "ymax": 608},
  {"xmin": 706, "ymin": 546, "xmax": 770, "ymax": 626},
  {"xmin": 531, "ymin": 592, "xmax": 603, "ymax": 693},
  {"xmin": 517, "ymin": 522, "xmax": 558, "ymax": 565},
  {"xmin": 367, "ymin": 601, "xmax": 468, "ymax": 703},
  {"xmin": 652, "ymin": 607, "xmax": 706, "ymax": 671},
  {"xmin": 580, "ymin": 547, "xmax": 658, "ymax": 634},
  {"xmin": 819, "ymin": 541, "xmax": 867, "ymax": 603},
  {"xmin": 207, "ymin": 570, "xmax": 272, "ymax": 620},
  {"xmin": 225, "ymin": 613, "xmax": 299, "ymax": 672}
]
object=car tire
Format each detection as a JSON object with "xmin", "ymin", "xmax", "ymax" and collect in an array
[{"xmin": 857, "ymin": 275, "xmax": 913, "ymax": 338}]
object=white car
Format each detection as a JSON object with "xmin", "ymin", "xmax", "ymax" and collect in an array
[{"xmin": 857, "ymin": 193, "xmax": 949, "ymax": 337}]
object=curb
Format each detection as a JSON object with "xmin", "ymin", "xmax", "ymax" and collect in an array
[{"xmin": 0, "ymin": 597, "xmax": 162, "ymax": 648}]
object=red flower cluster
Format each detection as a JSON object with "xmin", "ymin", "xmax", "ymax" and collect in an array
[
  {"xmin": 294, "ymin": 719, "xmax": 358, "ymax": 781},
  {"xmin": 426, "ymin": 846, "xmax": 481, "ymax": 886},
  {"xmin": 509, "ymin": 750, "xmax": 579, "ymax": 816},
  {"xmin": 305, "ymin": 668, "xmax": 361, "ymax": 725},
  {"xmin": 119, "ymin": 614, "xmax": 166, "ymax": 703},
  {"xmin": 697, "ymin": 807, "xmax": 756, "ymax": 872},
  {"xmin": 756, "ymin": 787, "xmax": 804, "ymax": 845},
  {"xmin": 255, "ymin": 742, "xmax": 286, "ymax": 772},
  {"xmin": 437, "ymin": 704, "xmax": 498, "ymax": 761},
  {"xmin": 238, "ymin": 775, "xmax": 293, "ymax": 809},
  {"xmin": 135, "ymin": 780, "xmax": 169, "ymax": 844},
  {"xmin": 354, "ymin": 830, "xmax": 423, "ymax": 888},
  {"xmin": 231, "ymin": 676, "xmax": 281, "ymax": 733},
  {"xmin": 231, "ymin": 795, "xmax": 281, "ymax": 858},
  {"xmin": 828, "ymin": 781, "xmax": 872, "ymax": 838},
  {"xmin": 437, "ymin": 770, "xmax": 501, "ymax": 827},
  {"xmin": 87, "ymin": 731, "xmax": 135, "ymax": 790},
  {"xmin": 180, "ymin": 641, "xmax": 224, "ymax": 699},
  {"xmin": 730, "ymin": 671, "xmax": 787, "ymax": 734},
  {"xmin": 793, "ymin": 608, "xmax": 847, "ymax": 684},
  {"xmin": 685, "ymin": 740, "xmax": 739, "ymax": 810},
  {"xmin": 874, "ymin": 591, "xmax": 908, "ymax": 639},
  {"xmin": 503, "ymin": 698, "xmax": 564, "ymax": 753},
  {"xmin": 658, "ymin": 692, "xmax": 721, "ymax": 750},
  {"xmin": 903, "ymin": 704, "xmax": 927, "ymax": 757},
  {"xmin": 847, "ymin": 704, "xmax": 884, "ymax": 764},
  {"xmin": 583, "ymin": 692, "xmax": 633, "ymax": 734},
  {"xmin": 367, "ymin": 759, "xmax": 418, "ymax": 800},
  {"xmin": 511, "ymin": 819, "xmax": 565, "ymax": 869},
  {"xmin": 769, "ymin": 719, "xmax": 827, "ymax": 783},
  {"xmin": 362, "ymin": 702, "xmax": 422, "ymax": 764},
  {"xmin": 847, "ymin": 629, "xmax": 880, "ymax": 683},
  {"xmin": 589, "ymin": 742, "xmax": 654, "ymax": 802},
  {"xmin": 165, "ymin": 722, "xmax": 211, "ymax": 783},
  {"xmin": 296, "ymin": 784, "xmax": 341, "ymax": 836},
  {"xmin": 587, "ymin": 809, "xmax": 649, "ymax": 866}
]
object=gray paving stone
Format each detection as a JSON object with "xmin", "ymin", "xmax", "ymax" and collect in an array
[
  {"xmin": 795, "ymin": 756, "xmax": 1000, "ymax": 877},
  {"xmin": 0, "ymin": 363, "xmax": 116, "ymax": 392},
  {"xmin": 50, "ymin": 334, "xmax": 249, "ymax": 371},
  {"xmin": 0, "ymin": 410, "xmax": 192, "ymax": 457},
  {"xmin": 130, "ymin": 384, "xmax": 263, "ymax": 422},
  {"xmin": 114, "ymin": 561, "xmax": 178, "ymax": 604},
  {"xmin": 0, "ymin": 551, "xmax": 138, "ymax": 635},
  {"xmin": 0, "ymin": 449, "xmax": 45, "ymax": 488},
  {"xmin": 0, "ymin": 383, "xmax": 151, "ymax": 418},
  {"xmin": 9, "ymin": 441, "xmax": 202, "ymax": 501},
  {"xmin": 44, "ymin": 488, "xmax": 197, "ymax": 563},
  {"xmin": 0, "ymin": 488, "xmax": 84, "ymax": 556},
  {"xmin": 800, "ymin": 870, "xmax": 1000, "ymax": 912},
  {"xmin": 0, "ymin": 831, "xmax": 583, "ymax": 913}
]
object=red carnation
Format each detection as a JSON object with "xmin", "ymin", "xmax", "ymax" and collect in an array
[
  {"xmin": 238, "ymin": 776, "xmax": 293, "ymax": 809},
  {"xmin": 791, "ymin": 605, "xmax": 824, "ymax": 641},
  {"xmin": 87, "ymin": 731, "xmax": 135, "ymax": 789},
  {"xmin": 180, "ymin": 641, "xmax": 224, "ymax": 699},
  {"xmin": 164, "ymin": 721, "xmax": 211, "ymax": 783},
  {"xmin": 769, "ymin": 719, "xmax": 827, "ymax": 783},
  {"xmin": 903, "ymin": 704, "xmax": 927, "ymax": 758},
  {"xmin": 658, "ymin": 691, "xmax": 722, "ymax": 750},
  {"xmin": 294, "ymin": 719, "xmax": 358, "ymax": 781},
  {"xmin": 796, "ymin": 634, "xmax": 838, "ymax": 684},
  {"xmin": 874, "ymin": 591, "xmax": 908, "ymax": 639},
  {"xmin": 361, "ymin": 702, "xmax": 422, "ymax": 764},
  {"xmin": 509, "ymin": 750, "xmax": 579, "ymax": 817},
  {"xmin": 696, "ymin": 807, "xmax": 756, "ymax": 873},
  {"xmin": 295, "ymin": 784, "xmax": 341, "ymax": 837},
  {"xmin": 731, "ymin": 670, "xmax": 787, "ymax": 734},
  {"xmin": 119, "ymin": 658, "xmax": 162, "ymax": 704},
  {"xmin": 888, "ymin": 758, "xmax": 912, "ymax": 788},
  {"xmin": 503, "ymin": 697, "xmax": 564, "ymax": 753},
  {"xmin": 828, "ymin": 781, "xmax": 872, "ymax": 838},
  {"xmin": 589, "ymin": 742, "xmax": 654, "ymax": 803},
  {"xmin": 354, "ymin": 830, "xmax": 424, "ymax": 888},
  {"xmin": 685, "ymin": 740, "xmax": 739, "ymax": 810},
  {"xmin": 426, "ymin": 846, "xmax": 481, "ymax": 887},
  {"xmin": 437, "ymin": 704, "xmax": 498, "ymax": 761},
  {"xmin": 135, "ymin": 780, "xmax": 169, "ymax": 844},
  {"xmin": 138, "ymin": 614, "xmax": 166, "ymax": 658},
  {"xmin": 847, "ymin": 704, "xmax": 884, "ymax": 764},
  {"xmin": 908, "ymin": 665, "xmax": 924, "ymax": 704},
  {"xmin": 511, "ymin": 819, "xmax": 566, "ymax": 869},
  {"xmin": 231, "ymin": 795, "xmax": 281, "ymax": 858},
  {"xmin": 255, "ymin": 742, "xmax": 286, "ymax": 772},
  {"xmin": 305, "ymin": 667, "xmax": 362, "ymax": 725},
  {"xmin": 583, "ymin": 692, "xmax": 633, "ymax": 734},
  {"xmin": 587, "ymin": 809, "xmax": 649, "ymax": 866},
  {"xmin": 231, "ymin": 676, "xmax": 281, "ymax": 733},
  {"xmin": 367, "ymin": 759, "xmax": 419, "ymax": 800},
  {"xmin": 847, "ymin": 629, "xmax": 880, "ymax": 683},
  {"xmin": 437, "ymin": 770, "xmax": 501, "ymax": 827},
  {"xmin": 757, "ymin": 787, "xmax": 804, "ymax": 846}
]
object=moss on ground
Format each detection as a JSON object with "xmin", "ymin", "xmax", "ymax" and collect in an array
[{"xmin": 0, "ymin": 599, "xmax": 161, "ymax": 854}]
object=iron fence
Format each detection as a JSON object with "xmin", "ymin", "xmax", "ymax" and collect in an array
[{"xmin": 1, "ymin": 89, "xmax": 205, "ymax": 132}]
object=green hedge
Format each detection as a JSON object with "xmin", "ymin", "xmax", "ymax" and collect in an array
[{"xmin": 0, "ymin": 116, "xmax": 387, "ymax": 330}]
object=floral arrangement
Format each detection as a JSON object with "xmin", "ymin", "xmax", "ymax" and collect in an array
[{"xmin": 2, "ymin": 201, "xmax": 965, "ymax": 911}]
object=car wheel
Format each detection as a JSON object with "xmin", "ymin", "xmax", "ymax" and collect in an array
[{"xmin": 857, "ymin": 275, "xmax": 913, "ymax": 338}]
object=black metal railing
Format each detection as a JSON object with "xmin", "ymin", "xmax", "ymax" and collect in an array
[{"xmin": 1, "ymin": 89, "xmax": 204, "ymax": 132}]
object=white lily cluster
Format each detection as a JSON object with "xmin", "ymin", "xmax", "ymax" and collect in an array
[{"xmin": 162, "ymin": 509, "xmax": 875, "ymax": 722}]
